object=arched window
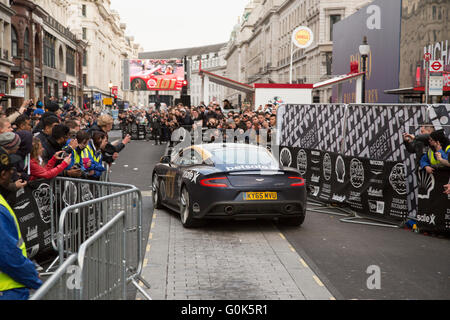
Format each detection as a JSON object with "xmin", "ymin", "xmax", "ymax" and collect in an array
[
  {"xmin": 24, "ymin": 28, "xmax": 30, "ymax": 60},
  {"xmin": 35, "ymin": 33, "xmax": 41, "ymax": 66},
  {"xmin": 11, "ymin": 26, "xmax": 18, "ymax": 58}
]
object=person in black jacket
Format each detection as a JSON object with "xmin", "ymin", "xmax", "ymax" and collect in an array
[
  {"xmin": 88, "ymin": 114, "xmax": 131, "ymax": 165},
  {"xmin": 403, "ymin": 124, "xmax": 435, "ymax": 166},
  {"xmin": 150, "ymin": 113, "xmax": 162, "ymax": 145}
]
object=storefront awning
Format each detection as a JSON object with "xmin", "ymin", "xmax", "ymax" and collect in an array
[{"xmin": 313, "ymin": 72, "xmax": 365, "ymax": 89}]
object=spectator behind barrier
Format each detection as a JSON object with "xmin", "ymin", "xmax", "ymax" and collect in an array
[
  {"xmin": 29, "ymin": 137, "xmax": 72, "ymax": 182},
  {"xmin": 0, "ymin": 147, "xmax": 42, "ymax": 300},
  {"xmin": 42, "ymin": 124, "xmax": 70, "ymax": 164},
  {"xmin": 64, "ymin": 130, "xmax": 90, "ymax": 174},
  {"xmin": 0, "ymin": 119, "xmax": 13, "ymax": 134},
  {"xmin": 403, "ymin": 125, "xmax": 434, "ymax": 166},
  {"xmin": 82, "ymin": 131, "xmax": 107, "ymax": 180},
  {"xmin": 420, "ymin": 129, "xmax": 450, "ymax": 174},
  {"xmin": 88, "ymin": 114, "xmax": 131, "ymax": 165}
]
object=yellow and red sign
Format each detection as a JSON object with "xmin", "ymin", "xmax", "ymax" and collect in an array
[{"xmin": 292, "ymin": 26, "xmax": 314, "ymax": 49}]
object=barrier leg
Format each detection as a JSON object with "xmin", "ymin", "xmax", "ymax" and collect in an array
[
  {"xmin": 307, "ymin": 198, "xmax": 352, "ymax": 217},
  {"xmin": 131, "ymin": 278, "xmax": 152, "ymax": 300},
  {"xmin": 340, "ymin": 212, "xmax": 400, "ymax": 228}
]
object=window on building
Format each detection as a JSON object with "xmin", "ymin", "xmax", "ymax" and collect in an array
[
  {"xmin": 66, "ymin": 47, "xmax": 75, "ymax": 76},
  {"xmin": 44, "ymin": 32, "xmax": 56, "ymax": 68},
  {"xmin": 82, "ymin": 4, "xmax": 87, "ymax": 17},
  {"xmin": 330, "ymin": 15, "xmax": 341, "ymax": 41},
  {"xmin": 24, "ymin": 28, "xmax": 30, "ymax": 60},
  {"xmin": 11, "ymin": 27, "xmax": 18, "ymax": 58},
  {"xmin": 82, "ymin": 27, "xmax": 87, "ymax": 40},
  {"xmin": 326, "ymin": 53, "xmax": 332, "ymax": 75},
  {"xmin": 83, "ymin": 50, "xmax": 87, "ymax": 67}
]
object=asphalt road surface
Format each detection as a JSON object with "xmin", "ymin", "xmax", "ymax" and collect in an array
[{"xmin": 110, "ymin": 134, "xmax": 450, "ymax": 300}]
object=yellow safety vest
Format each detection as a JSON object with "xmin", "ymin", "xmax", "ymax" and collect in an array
[
  {"xmin": 0, "ymin": 194, "xmax": 28, "ymax": 292},
  {"xmin": 81, "ymin": 145, "xmax": 101, "ymax": 163},
  {"xmin": 428, "ymin": 145, "xmax": 450, "ymax": 165}
]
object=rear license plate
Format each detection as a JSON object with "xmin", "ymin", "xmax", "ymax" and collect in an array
[{"xmin": 244, "ymin": 192, "xmax": 278, "ymax": 201}]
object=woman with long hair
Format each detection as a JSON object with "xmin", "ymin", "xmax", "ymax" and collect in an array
[{"xmin": 29, "ymin": 137, "xmax": 72, "ymax": 181}]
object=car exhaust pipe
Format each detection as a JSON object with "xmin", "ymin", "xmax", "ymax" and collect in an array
[
  {"xmin": 224, "ymin": 206, "xmax": 234, "ymax": 215},
  {"xmin": 284, "ymin": 205, "xmax": 294, "ymax": 213}
]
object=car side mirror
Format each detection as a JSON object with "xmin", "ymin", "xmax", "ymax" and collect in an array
[{"xmin": 160, "ymin": 156, "xmax": 171, "ymax": 164}]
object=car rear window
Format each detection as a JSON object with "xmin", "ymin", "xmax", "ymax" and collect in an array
[{"xmin": 210, "ymin": 147, "xmax": 280, "ymax": 170}]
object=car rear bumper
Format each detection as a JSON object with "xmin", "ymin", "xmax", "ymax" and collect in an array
[{"xmin": 193, "ymin": 200, "xmax": 306, "ymax": 219}]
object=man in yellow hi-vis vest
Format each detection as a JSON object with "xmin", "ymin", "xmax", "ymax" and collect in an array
[{"xmin": 0, "ymin": 147, "xmax": 42, "ymax": 300}]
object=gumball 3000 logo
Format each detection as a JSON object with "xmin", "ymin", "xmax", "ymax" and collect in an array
[
  {"xmin": 350, "ymin": 158, "xmax": 364, "ymax": 189},
  {"xmin": 296, "ymin": 149, "xmax": 308, "ymax": 175},
  {"xmin": 389, "ymin": 163, "xmax": 407, "ymax": 195},
  {"xmin": 323, "ymin": 153, "xmax": 332, "ymax": 181}
]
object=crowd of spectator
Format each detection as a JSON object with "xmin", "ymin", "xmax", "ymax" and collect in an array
[
  {"xmin": 0, "ymin": 97, "xmax": 131, "ymax": 203},
  {"xmin": 118, "ymin": 100, "xmax": 278, "ymax": 145}
]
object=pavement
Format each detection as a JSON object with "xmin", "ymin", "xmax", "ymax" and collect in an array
[{"xmin": 138, "ymin": 211, "xmax": 334, "ymax": 300}]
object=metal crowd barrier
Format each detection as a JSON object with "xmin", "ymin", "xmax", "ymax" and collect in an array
[
  {"xmin": 30, "ymin": 254, "xmax": 79, "ymax": 300},
  {"xmin": 31, "ymin": 211, "xmax": 135, "ymax": 300},
  {"xmin": 37, "ymin": 176, "xmax": 151, "ymax": 300}
]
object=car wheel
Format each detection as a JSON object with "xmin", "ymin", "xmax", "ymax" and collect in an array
[
  {"xmin": 179, "ymin": 187, "xmax": 202, "ymax": 228},
  {"xmin": 152, "ymin": 175, "xmax": 163, "ymax": 209},
  {"xmin": 131, "ymin": 78, "xmax": 146, "ymax": 91},
  {"xmin": 279, "ymin": 215, "xmax": 305, "ymax": 227}
]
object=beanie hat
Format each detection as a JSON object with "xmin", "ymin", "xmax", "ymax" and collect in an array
[{"xmin": 0, "ymin": 132, "xmax": 21, "ymax": 150}]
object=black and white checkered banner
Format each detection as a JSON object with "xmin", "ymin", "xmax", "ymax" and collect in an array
[
  {"xmin": 278, "ymin": 104, "xmax": 449, "ymax": 223},
  {"xmin": 280, "ymin": 104, "xmax": 347, "ymax": 153}
]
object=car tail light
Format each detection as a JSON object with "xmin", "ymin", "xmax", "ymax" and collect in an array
[
  {"xmin": 289, "ymin": 177, "xmax": 305, "ymax": 187},
  {"xmin": 200, "ymin": 177, "xmax": 229, "ymax": 188}
]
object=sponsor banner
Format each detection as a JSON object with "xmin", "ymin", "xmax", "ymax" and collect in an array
[
  {"xmin": 8, "ymin": 180, "xmax": 54, "ymax": 263},
  {"xmin": 416, "ymin": 170, "xmax": 450, "ymax": 232},
  {"xmin": 282, "ymin": 147, "xmax": 408, "ymax": 221}
]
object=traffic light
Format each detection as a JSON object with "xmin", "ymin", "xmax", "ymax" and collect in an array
[
  {"xmin": 63, "ymin": 81, "xmax": 69, "ymax": 97},
  {"xmin": 181, "ymin": 80, "xmax": 188, "ymax": 96},
  {"xmin": 114, "ymin": 95, "xmax": 118, "ymax": 104}
]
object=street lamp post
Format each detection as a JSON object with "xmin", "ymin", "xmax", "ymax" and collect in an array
[
  {"xmin": 359, "ymin": 36, "xmax": 370, "ymax": 104},
  {"xmin": 108, "ymin": 81, "xmax": 113, "ymax": 98}
]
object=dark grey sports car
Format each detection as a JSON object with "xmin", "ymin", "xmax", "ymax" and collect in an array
[{"xmin": 152, "ymin": 143, "xmax": 307, "ymax": 228}]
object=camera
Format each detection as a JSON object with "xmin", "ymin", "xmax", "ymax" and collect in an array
[{"xmin": 61, "ymin": 146, "xmax": 72, "ymax": 158}]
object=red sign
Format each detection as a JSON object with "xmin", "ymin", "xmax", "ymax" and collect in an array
[
  {"xmin": 424, "ymin": 53, "xmax": 432, "ymax": 62},
  {"xmin": 111, "ymin": 86, "xmax": 118, "ymax": 95}
]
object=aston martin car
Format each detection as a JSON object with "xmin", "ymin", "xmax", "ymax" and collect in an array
[{"xmin": 152, "ymin": 143, "xmax": 307, "ymax": 228}]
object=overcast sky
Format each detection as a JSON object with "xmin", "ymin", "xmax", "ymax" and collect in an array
[{"xmin": 110, "ymin": 0, "xmax": 249, "ymax": 53}]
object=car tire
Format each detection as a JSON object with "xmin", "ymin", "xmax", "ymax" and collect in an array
[
  {"xmin": 279, "ymin": 215, "xmax": 305, "ymax": 227},
  {"xmin": 179, "ymin": 187, "xmax": 203, "ymax": 228},
  {"xmin": 152, "ymin": 175, "xmax": 163, "ymax": 210},
  {"xmin": 131, "ymin": 78, "xmax": 146, "ymax": 91}
]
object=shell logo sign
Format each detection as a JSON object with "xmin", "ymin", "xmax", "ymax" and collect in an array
[{"xmin": 292, "ymin": 26, "xmax": 314, "ymax": 49}]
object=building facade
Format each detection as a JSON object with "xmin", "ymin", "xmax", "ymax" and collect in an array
[
  {"xmin": 67, "ymin": 0, "xmax": 142, "ymax": 108},
  {"xmin": 0, "ymin": 0, "xmax": 15, "ymax": 108},
  {"xmin": 225, "ymin": 0, "xmax": 371, "ymax": 104},
  {"xmin": 188, "ymin": 43, "xmax": 228, "ymax": 106},
  {"xmin": 10, "ymin": 0, "xmax": 86, "ymax": 107}
]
